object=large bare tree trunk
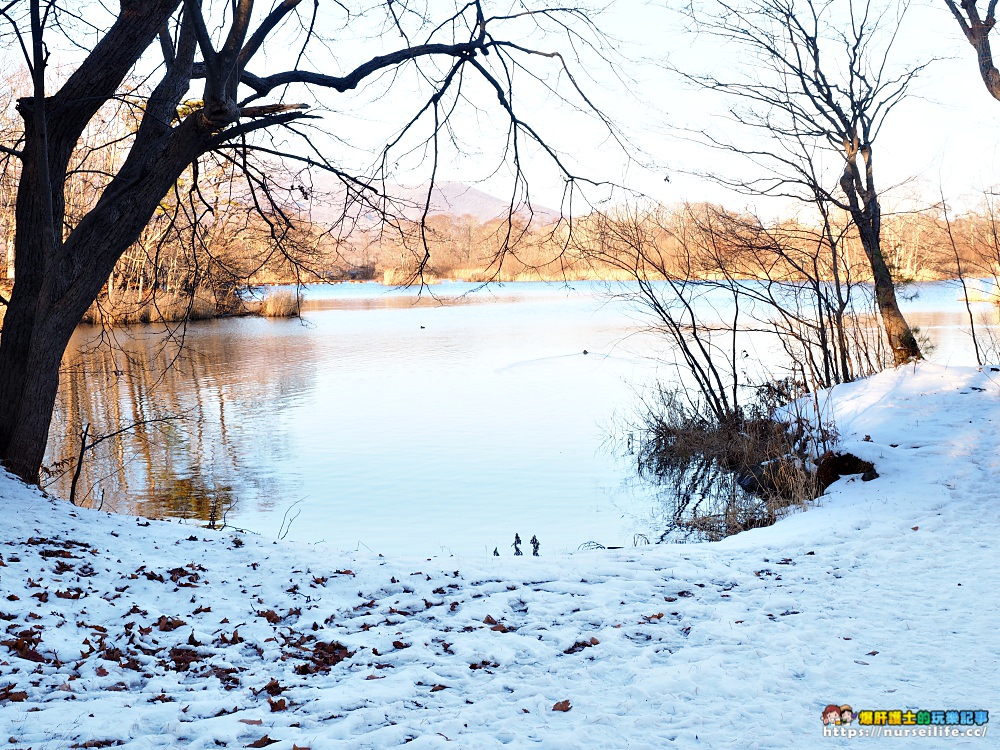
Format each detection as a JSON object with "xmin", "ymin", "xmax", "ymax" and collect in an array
[
  {"xmin": 840, "ymin": 148, "xmax": 921, "ymax": 365},
  {"xmin": 0, "ymin": 122, "xmax": 213, "ymax": 481},
  {"xmin": 855, "ymin": 212, "xmax": 921, "ymax": 365}
]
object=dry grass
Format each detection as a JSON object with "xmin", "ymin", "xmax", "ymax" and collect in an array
[
  {"xmin": 258, "ymin": 287, "xmax": 301, "ymax": 318},
  {"xmin": 81, "ymin": 291, "xmax": 217, "ymax": 325},
  {"xmin": 632, "ymin": 382, "xmax": 837, "ymax": 541}
]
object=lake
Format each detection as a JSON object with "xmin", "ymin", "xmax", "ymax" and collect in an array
[{"xmin": 45, "ymin": 280, "xmax": 993, "ymax": 557}]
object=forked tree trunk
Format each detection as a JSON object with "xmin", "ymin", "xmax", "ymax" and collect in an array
[{"xmin": 840, "ymin": 153, "xmax": 921, "ymax": 366}]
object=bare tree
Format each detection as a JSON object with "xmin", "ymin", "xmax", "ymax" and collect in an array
[
  {"xmin": 0, "ymin": 1, "xmax": 618, "ymax": 485},
  {"xmin": 943, "ymin": 0, "xmax": 1000, "ymax": 100},
  {"xmin": 679, "ymin": 0, "xmax": 925, "ymax": 365}
]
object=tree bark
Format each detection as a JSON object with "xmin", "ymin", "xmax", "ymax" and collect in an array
[
  {"xmin": 839, "ymin": 164, "xmax": 920, "ymax": 366},
  {"xmin": 943, "ymin": 1, "xmax": 1000, "ymax": 102}
]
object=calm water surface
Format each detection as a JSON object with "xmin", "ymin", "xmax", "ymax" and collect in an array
[
  {"xmin": 46, "ymin": 280, "xmax": 991, "ymax": 556},
  {"xmin": 50, "ymin": 282, "xmax": 673, "ymax": 556}
]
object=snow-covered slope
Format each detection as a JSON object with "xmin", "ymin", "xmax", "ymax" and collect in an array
[{"xmin": 0, "ymin": 363, "xmax": 995, "ymax": 748}]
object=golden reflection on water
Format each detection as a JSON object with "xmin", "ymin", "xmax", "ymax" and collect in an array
[{"xmin": 46, "ymin": 322, "xmax": 307, "ymax": 519}]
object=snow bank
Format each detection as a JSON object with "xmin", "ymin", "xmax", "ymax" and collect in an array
[{"xmin": 0, "ymin": 363, "xmax": 995, "ymax": 748}]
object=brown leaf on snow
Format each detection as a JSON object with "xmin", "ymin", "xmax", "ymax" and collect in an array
[
  {"xmin": 268, "ymin": 697, "xmax": 287, "ymax": 712},
  {"xmin": 246, "ymin": 734, "xmax": 278, "ymax": 747},
  {"xmin": 392, "ymin": 640, "xmax": 410, "ymax": 650},
  {"xmin": 257, "ymin": 609, "xmax": 281, "ymax": 624},
  {"xmin": 294, "ymin": 641, "xmax": 353, "ymax": 675},
  {"xmin": 0, "ymin": 683, "xmax": 28, "ymax": 702},
  {"xmin": 155, "ymin": 615, "xmax": 186, "ymax": 632},
  {"xmin": 95, "ymin": 666, "xmax": 109, "ymax": 677},
  {"xmin": 2, "ymin": 637, "xmax": 46, "ymax": 663},
  {"xmin": 292, "ymin": 746, "xmax": 311, "ymax": 750},
  {"xmin": 262, "ymin": 678, "xmax": 285, "ymax": 696},
  {"xmin": 552, "ymin": 700, "xmax": 572, "ymax": 712},
  {"xmin": 217, "ymin": 629, "xmax": 244, "ymax": 646},
  {"xmin": 167, "ymin": 646, "xmax": 203, "ymax": 671},
  {"xmin": 483, "ymin": 615, "xmax": 498, "ymax": 625},
  {"xmin": 238, "ymin": 718, "xmax": 263, "ymax": 725},
  {"xmin": 430, "ymin": 684, "xmax": 448, "ymax": 692},
  {"xmin": 564, "ymin": 637, "xmax": 599, "ymax": 654}
]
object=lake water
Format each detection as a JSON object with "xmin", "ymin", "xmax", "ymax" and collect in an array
[{"xmin": 45, "ymin": 280, "xmax": 994, "ymax": 557}]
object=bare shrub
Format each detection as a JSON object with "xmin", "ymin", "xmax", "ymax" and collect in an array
[{"xmin": 632, "ymin": 379, "xmax": 837, "ymax": 541}]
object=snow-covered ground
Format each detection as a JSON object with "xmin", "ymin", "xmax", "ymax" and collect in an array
[{"xmin": 1, "ymin": 362, "xmax": 996, "ymax": 748}]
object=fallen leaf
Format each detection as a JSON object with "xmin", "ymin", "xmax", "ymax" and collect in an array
[
  {"xmin": 268, "ymin": 697, "xmax": 287, "ymax": 712},
  {"xmin": 564, "ymin": 637, "xmax": 600, "ymax": 654},
  {"xmin": 911, "ymin": 526, "xmax": 919, "ymax": 531},
  {"xmin": 239, "ymin": 718, "xmax": 263, "ymax": 726},
  {"xmin": 1, "ymin": 637, "xmax": 46, "ymax": 663},
  {"xmin": 257, "ymin": 610, "xmax": 281, "ymax": 624},
  {"xmin": 430, "ymin": 684, "xmax": 448, "ymax": 692},
  {"xmin": 263, "ymin": 678, "xmax": 284, "ymax": 696},
  {"xmin": 155, "ymin": 615, "xmax": 186, "ymax": 632},
  {"xmin": 552, "ymin": 700, "xmax": 572, "ymax": 712},
  {"xmin": 246, "ymin": 735, "xmax": 278, "ymax": 748},
  {"xmin": 0, "ymin": 683, "xmax": 28, "ymax": 702}
]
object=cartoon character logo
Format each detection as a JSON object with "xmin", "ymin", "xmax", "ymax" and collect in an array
[
  {"xmin": 840, "ymin": 705, "xmax": 855, "ymax": 725},
  {"xmin": 822, "ymin": 704, "xmax": 842, "ymax": 726}
]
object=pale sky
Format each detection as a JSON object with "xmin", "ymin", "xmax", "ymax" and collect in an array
[
  {"xmin": 7, "ymin": 1, "xmax": 1000, "ymax": 218},
  {"xmin": 421, "ymin": 0, "xmax": 1000, "ymax": 218},
  {"xmin": 500, "ymin": 0, "xmax": 1000, "ymax": 217}
]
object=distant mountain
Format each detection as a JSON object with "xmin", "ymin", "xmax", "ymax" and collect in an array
[
  {"xmin": 302, "ymin": 177, "xmax": 560, "ymax": 226},
  {"xmin": 390, "ymin": 181, "xmax": 560, "ymax": 224}
]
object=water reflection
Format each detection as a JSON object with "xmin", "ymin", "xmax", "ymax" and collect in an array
[
  {"xmin": 47, "ymin": 320, "xmax": 315, "ymax": 519},
  {"xmin": 42, "ymin": 281, "xmax": 993, "ymax": 554}
]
